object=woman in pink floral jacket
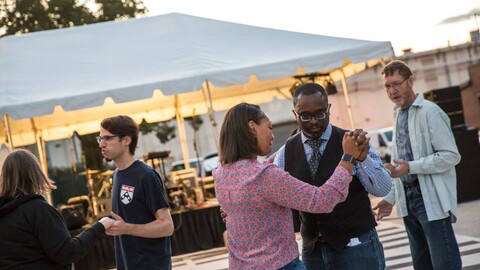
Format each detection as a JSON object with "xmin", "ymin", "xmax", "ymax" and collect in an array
[{"xmin": 214, "ymin": 103, "xmax": 360, "ymax": 270}]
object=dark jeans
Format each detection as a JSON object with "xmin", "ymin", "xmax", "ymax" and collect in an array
[
  {"xmin": 278, "ymin": 257, "xmax": 306, "ymax": 270},
  {"xmin": 403, "ymin": 185, "xmax": 462, "ymax": 270},
  {"xmin": 301, "ymin": 229, "xmax": 385, "ymax": 270}
]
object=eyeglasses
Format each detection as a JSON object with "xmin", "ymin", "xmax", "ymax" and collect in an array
[
  {"xmin": 294, "ymin": 104, "xmax": 331, "ymax": 122},
  {"xmin": 384, "ymin": 77, "xmax": 408, "ymax": 91},
  {"xmin": 96, "ymin": 135, "xmax": 120, "ymax": 143}
]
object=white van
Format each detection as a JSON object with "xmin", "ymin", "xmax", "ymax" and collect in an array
[{"xmin": 367, "ymin": 127, "xmax": 393, "ymax": 163}]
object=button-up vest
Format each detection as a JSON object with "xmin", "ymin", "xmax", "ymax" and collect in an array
[{"xmin": 285, "ymin": 126, "xmax": 376, "ymax": 252}]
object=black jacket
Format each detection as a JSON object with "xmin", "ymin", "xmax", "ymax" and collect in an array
[
  {"xmin": 285, "ymin": 126, "xmax": 377, "ymax": 252},
  {"xmin": 0, "ymin": 195, "xmax": 105, "ymax": 269}
]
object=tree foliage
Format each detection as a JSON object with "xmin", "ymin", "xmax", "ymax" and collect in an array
[
  {"xmin": 139, "ymin": 119, "xmax": 177, "ymax": 145},
  {"xmin": 0, "ymin": 0, "xmax": 147, "ymax": 37},
  {"xmin": 185, "ymin": 115, "xmax": 204, "ymax": 131},
  {"xmin": 139, "ymin": 115, "xmax": 205, "ymax": 145}
]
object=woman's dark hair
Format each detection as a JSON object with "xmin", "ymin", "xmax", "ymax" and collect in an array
[
  {"xmin": 0, "ymin": 149, "xmax": 56, "ymax": 198},
  {"xmin": 100, "ymin": 115, "xmax": 139, "ymax": 155},
  {"xmin": 219, "ymin": 103, "xmax": 266, "ymax": 164}
]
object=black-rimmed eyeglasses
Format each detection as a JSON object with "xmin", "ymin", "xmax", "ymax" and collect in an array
[
  {"xmin": 96, "ymin": 135, "xmax": 120, "ymax": 143},
  {"xmin": 294, "ymin": 104, "xmax": 331, "ymax": 122},
  {"xmin": 384, "ymin": 77, "xmax": 408, "ymax": 91}
]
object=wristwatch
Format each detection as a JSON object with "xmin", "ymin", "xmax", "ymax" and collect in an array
[{"xmin": 341, "ymin": 153, "xmax": 356, "ymax": 164}]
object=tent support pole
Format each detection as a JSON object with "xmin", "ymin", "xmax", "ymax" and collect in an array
[
  {"xmin": 30, "ymin": 118, "xmax": 53, "ymax": 204},
  {"xmin": 379, "ymin": 58, "xmax": 387, "ymax": 67},
  {"xmin": 175, "ymin": 95, "xmax": 190, "ymax": 170},
  {"xmin": 68, "ymin": 136, "xmax": 78, "ymax": 174},
  {"xmin": 203, "ymin": 80, "xmax": 219, "ymax": 152},
  {"xmin": 2, "ymin": 114, "xmax": 14, "ymax": 151},
  {"xmin": 68, "ymin": 136, "xmax": 80, "ymax": 196},
  {"xmin": 340, "ymin": 69, "xmax": 356, "ymax": 130}
]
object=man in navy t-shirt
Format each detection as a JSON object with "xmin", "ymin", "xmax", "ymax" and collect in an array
[{"xmin": 98, "ymin": 115, "xmax": 173, "ymax": 269}]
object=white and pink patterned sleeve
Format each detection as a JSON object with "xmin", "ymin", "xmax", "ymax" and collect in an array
[{"xmin": 260, "ymin": 165, "xmax": 352, "ymax": 213}]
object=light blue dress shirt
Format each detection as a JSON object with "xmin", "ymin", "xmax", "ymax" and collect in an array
[
  {"xmin": 274, "ymin": 124, "xmax": 391, "ymax": 197},
  {"xmin": 383, "ymin": 94, "xmax": 461, "ymax": 221}
]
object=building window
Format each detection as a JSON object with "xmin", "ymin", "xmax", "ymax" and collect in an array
[{"xmin": 420, "ymin": 57, "xmax": 435, "ymax": 67}]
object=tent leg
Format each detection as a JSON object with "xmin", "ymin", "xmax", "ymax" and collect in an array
[
  {"xmin": 340, "ymin": 70, "xmax": 356, "ymax": 130},
  {"xmin": 68, "ymin": 136, "xmax": 80, "ymax": 196},
  {"xmin": 175, "ymin": 95, "xmax": 190, "ymax": 170},
  {"xmin": 30, "ymin": 118, "xmax": 53, "ymax": 205},
  {"xmin": 31, "ymin": 119, "xmax": 48, "ymax": 173},
  {"xmin": 2, "ymin": 115, "xmax": 14, "ymax": 152},
  {"xmin": 203, "ymin": 81, "xmax": 219, "ymax": 152}
]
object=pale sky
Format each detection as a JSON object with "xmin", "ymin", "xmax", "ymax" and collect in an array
[{"xmin": 142, "ymin": 0, "xmax": 480, "ymax": 56}]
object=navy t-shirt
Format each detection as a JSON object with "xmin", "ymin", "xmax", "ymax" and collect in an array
[{"xmin": 111, "ymin": 160, "xmax": 171, "ymax": 270}]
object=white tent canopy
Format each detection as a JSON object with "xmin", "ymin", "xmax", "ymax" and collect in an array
[{"xmin": 0, "ymin": 13, "xmax": 393, "ymax": 148}]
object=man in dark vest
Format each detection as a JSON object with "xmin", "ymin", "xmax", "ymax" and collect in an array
[{"xmin": 273, "ymin": 83, "xmax": 391, "ymax": 269}]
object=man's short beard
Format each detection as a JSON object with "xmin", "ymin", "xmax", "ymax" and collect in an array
[{"xmin": 305, "ymin": 130, "xmax": 323, "ymax": 140}]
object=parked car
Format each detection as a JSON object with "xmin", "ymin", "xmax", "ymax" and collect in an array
[
  {"xmin": 170, "ymin": 157, "xmax": 204, "ymax": 176},
  {"xmin": 202, "ymin": 152, "xmax": 219, "ymax": 176},
  {"xmin": 367, "ymin": 127, "xmax": 393, "ymax": 163},
  {"xmin": 170, "ymin": 152, "xmax": 219, "ymax": 177}
]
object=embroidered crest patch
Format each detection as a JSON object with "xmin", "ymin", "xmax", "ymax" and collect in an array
[{"xmin": 120, "ymin": 184, "xmax": 135, "ymax": 204}]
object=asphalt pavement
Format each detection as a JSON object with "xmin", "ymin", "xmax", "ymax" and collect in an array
[
  {"xmin": 172, "ymin": 198, "xmax": 480, "ymax": 270},
  {"xmin": 371, "ymin": 197, "xmax": 480, "ymax": 238}
]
